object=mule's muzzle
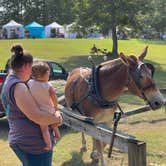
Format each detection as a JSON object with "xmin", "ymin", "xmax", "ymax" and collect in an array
[{"xmin": 148, "ymin": 96, "xmax": 164, "ymax": 110}]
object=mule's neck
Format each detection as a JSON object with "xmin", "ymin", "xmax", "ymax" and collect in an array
[{"xmin": 99, "ymin": 58, "xmax": 129, "ymax": 101}]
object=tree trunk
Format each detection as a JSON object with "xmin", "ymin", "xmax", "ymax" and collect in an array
[{"xmin": 111, "ymin": 25, "xmax": 118, "ymax": 58}]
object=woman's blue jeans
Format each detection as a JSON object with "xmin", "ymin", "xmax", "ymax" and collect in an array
[{"xmin": 10, "ymin": 144, "xmax": 53, "ymax": 166}]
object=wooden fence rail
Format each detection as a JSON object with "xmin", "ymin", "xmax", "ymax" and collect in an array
[{"xmin": 58, "ymin": 104, "xmax": 146, "ymax": 166}]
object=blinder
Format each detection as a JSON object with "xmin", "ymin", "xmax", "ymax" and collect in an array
[
  {"xmin": 130, "ymin": 64, "xmax": 142, "ymax": 89},
  {"xmin": 145, "ymin": 63, "xmax": 155, "ymax": 77},
  {"xmin": 130, "ymin": 62, "xmax": 155, "ymax": 102},
  {"xmin": 130, "ymin": 63, "xmax": 155, "ymax": 88}
]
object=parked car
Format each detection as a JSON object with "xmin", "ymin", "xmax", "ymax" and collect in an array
[
  {"xmin": 34, "ymin": 59, "xmax": 68, "ymax": 81},
  {"xmin": 0, "ymin": 58, "xmax": 68, "ymax": 118}
]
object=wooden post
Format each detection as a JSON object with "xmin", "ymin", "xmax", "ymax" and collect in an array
[{"xmin": 128, "ymin": 141, "xmax": 146, "ymax": 166}]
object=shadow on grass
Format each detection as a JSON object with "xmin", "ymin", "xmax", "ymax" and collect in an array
[
  {"xmin": 60, "ymin": 150, "xmax": 127, "ymax": 166},
  {"xmin": 60, "ymin": 54, "xmax": 166, "ymax": 86},
  {"xmin": 137, "ymin": 39, "xmax": 166, "ymax": 45},
  {"xmin": 60, "ymin": 54, "xmax": 166, "ymax": 107},
  {"xmin": 61, "ymin": 151, "xmax": 97, "ymax": 166},
  {"xmin": 61, "ymin": 55, "xmax": 105, "ymax": 71},
  {"xmin": 123, "ymin": 117, "xmax": 166, "ymax": 125}
]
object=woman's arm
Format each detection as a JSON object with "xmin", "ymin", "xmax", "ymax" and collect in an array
[{"xmin": 14, "ymin": 83, "xmax": 62, "ymax": 126}]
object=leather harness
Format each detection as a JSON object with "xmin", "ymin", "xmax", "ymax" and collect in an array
[{"xmin": 71, "ymin": 65, "xmax": 118, "ymax": 114}]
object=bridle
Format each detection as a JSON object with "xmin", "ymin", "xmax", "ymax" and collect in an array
[{"xmin": 129, "ymin": 62, "xmax": 155, "ymax": 103}]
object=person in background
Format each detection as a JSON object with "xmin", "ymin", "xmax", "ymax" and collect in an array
[
  {"xmin": 1, "ymin": 44, "xmax": 62, "ymax": 166},
  {"xmin": 28, "ymin": 61, "xmax": 61, "ymax": 150}
]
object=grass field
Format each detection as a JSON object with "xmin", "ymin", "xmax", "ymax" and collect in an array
[{"xmin": 0, "ymin": 38, "xmax": 166, "ymax": 166}]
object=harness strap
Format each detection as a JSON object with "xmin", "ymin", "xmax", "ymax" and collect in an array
[
  {"xmin": 89, "ymin": 65, "xmax": 117, "ymax": 108},
  {"xmin": 71, "ymin": 92, "xmax": 90, "ymax": 115},
  {"xmin": 71, "ymin": 65, "xmax": 118, "ymax": 114},
  {"xmin": 108, "ymin": 111, "xmax": 122, "ymax": 158}
]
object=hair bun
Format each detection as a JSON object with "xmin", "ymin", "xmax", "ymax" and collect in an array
[{"xmin": 11, "ymin": 44, "xmax": 23, "ymax": 56}]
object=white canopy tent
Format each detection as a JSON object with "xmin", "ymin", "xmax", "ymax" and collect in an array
[
  {"xmin": 45, "ymin": 22, "xmax": 64, "ymax": 38},
  {"xmin": 2, "ymin": 20, "xmax": 24, "ymax": 39},
  {"xmin": 64, "ymin": 23, "xmax": 77, "ymax": 38}
]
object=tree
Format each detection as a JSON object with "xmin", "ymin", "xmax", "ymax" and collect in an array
[
  {"xmin": 73, "ymin": 0, "xmax": 153, "ymax": 57},
  {"xmin": 0, "ymin": 0, "xmax": 76, "ymax": 26},
  {"xmin": 0, "ymin": 0, "xmax": 24, "ymax": 25},
  {"xmin": 45, "ymin": 0, "xmax": 76, "ymax": 25},
  {"xmin": 0, "ymin": 0, "xmax": 165, "ymax": 42},
  {"xmin": 134, "ymin": 0, "xmax": 166, "ymax": 39},
  {"xmin": 22, "ymin": 0, "xmax": 46, "ymax": 25}
]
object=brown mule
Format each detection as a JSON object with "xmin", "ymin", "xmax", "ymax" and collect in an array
[{"xmin": 65, "ymin": 46, "xmax": 164, "ymax": 166}]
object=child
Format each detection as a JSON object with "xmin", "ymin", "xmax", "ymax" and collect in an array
[{"xmin": 28, "ymin": 61, "xmax": 61, "ymax": 150}]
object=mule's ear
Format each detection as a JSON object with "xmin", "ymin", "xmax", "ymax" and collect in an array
[
  {"xmin": 138, "ymin": 46, "xmax": 148, "ymax": 61},
  {"xmin": 119, "ymin": 52, "xmax": 129, "ymax": 66}
]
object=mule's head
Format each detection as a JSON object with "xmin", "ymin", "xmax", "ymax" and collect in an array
[{"xmin": 120, "ymin": 46, "xmax": 164, "ymax": 110}]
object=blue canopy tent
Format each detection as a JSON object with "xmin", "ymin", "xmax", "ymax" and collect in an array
[{"xmin": 24, "ymin": 22, "xmax": 45, "ymax": 38}]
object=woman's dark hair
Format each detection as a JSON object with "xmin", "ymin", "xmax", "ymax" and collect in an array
[{"xmin": 10, "ymin": 44, "xmax": 33, "ymax": 70}]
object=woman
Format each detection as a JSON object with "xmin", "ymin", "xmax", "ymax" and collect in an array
[{"xmin": 1, "ymin": 44, "xmax": 62, "ymax": 166}]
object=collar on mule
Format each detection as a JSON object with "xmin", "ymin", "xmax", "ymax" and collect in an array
[
  {"xmin": 89, "ymin": 65, "xmax": 117, "ymax": 108},
  {"xmin": 71, "ymin": 65, "xmax": 118, "ymax": 114}
]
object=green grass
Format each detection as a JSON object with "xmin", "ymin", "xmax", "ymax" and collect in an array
[
  {"xmin": 0, "ymin": 38, "xmax": 165, "ymax": 85},
  {"xmin": 0, "ymin": 38, "xmax": 166, "ymax": 67},
  {"xmin": 0, "ymin": 38, "xmax": 166, "ymax": 165}
]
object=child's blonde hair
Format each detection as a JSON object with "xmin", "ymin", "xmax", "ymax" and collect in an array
[{"xmin": 31, "ymin": 61, "xmax": 50, "ymax": 79}]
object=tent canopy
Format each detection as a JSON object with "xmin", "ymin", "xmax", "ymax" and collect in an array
[
  {"xmin": 2, "ymin": 20, "xmax": 24, "ymax": 39},
  {"xmin": 64, "ymin": 22, "xmax": 77, "ymax": 38},
  {"xmin": 3, "ymin": 20, "xmax": 23, "ymax": 28},
  {"xmin": 25, "ymin": 21, "xmax": 44, "ymax": 29},
  {"xmin": 46, "ymin": 22, "xmax": 63, "ymax": 28},
  {"xmin": 45, "ymin": 22, "xmax": 64, "ymax": 38},
  {"xmin": 24, "ymin": 21, "xmax": 45, "ymax": 38}
]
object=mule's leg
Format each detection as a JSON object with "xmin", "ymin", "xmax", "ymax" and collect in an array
[
  {"xmin": 95, "ymin": 140, "xmax": 105, "ymax": 166},
  {"xmin": 80, "ymin": 132, "xmax": 87, "ymax": 152},
  {"xmin": 90, "ymin": 138, "xmax": 100, "ymax": 164},
  {"xmin": 91, "ymin": 139, "xmax": 107, "ymax": 166}
]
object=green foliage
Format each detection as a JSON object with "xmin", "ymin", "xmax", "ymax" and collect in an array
[
  {"xmin": 133, "ymin": 0, "xmax": 166, "ymax": 38},
  {"xmin": 0, "ymin": 0, "xmax": 77, "ymax": 26}
]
